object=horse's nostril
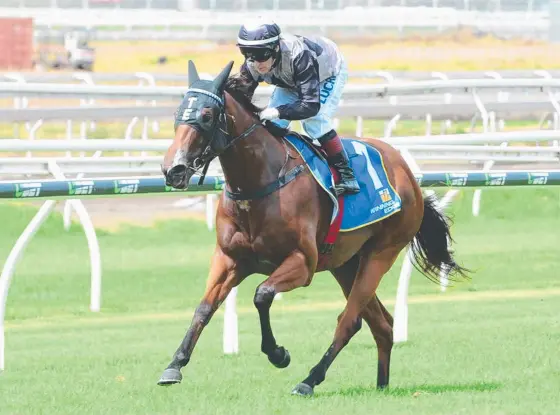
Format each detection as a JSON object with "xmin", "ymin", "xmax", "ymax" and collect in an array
[
  {"xmin": 167, "ymin": 164, "xmax": 187, "ymax": 178},
  {"xmin": 166, "ymin": 164, "xmax": 188, "ymax": 187}
]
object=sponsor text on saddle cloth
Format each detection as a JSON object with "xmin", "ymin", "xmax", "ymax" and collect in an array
[{"xmin": 285, "ymin": 135, "xmax": 402, "ymax": 231}]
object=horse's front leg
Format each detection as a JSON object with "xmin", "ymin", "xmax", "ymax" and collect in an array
[
  {"xmin": 254, "ymin": 247, "xmax": 317, "ymax": 369},
  {"xmin": 158, "ymin": 247, "xmax": 246, "ymax": 385}
]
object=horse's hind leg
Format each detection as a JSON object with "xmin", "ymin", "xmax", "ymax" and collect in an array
[
  {"xmin": 376, "ymin": 294, "xmax": 394, "ymax": 327},
  {"xmin": 330, "ymin": 254, "xmax": 362, "ymax": 327},
  {"xmin": 362, "ymin": 296, "xmax": 393, "ymax": 389},
  {"xmin": 292, "ymin": 245, "xmax": 402, "ymax": 396},
  {"xmin": 331, "ymin": 256, "xmax": 394, "ymax": 390}
]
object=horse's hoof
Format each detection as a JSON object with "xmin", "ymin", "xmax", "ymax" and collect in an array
[
  {"xmin": 157, "ymin": 368, "xmax": 182, "ymax": 386},
  {"xmin": 291, "ymin": 383, "xmax": 314, "ymax": 397},
  {"xmin": 268, "ymin": 346, "xmax": 291, "ymax": 369}
]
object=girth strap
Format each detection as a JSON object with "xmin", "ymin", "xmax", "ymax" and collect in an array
[{"xmin": 225, "ymin": 164, "xmax": 306, "ymax": 201}]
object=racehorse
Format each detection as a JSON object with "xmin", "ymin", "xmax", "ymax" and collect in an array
[{"xmin": 159, "ymin": 60, "xmax": 469, "ymax": 396}]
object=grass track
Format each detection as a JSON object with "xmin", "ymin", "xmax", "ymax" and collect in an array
[{"xmin": 0, "ymin": 187, "xmax": 558, "ymax": 414}]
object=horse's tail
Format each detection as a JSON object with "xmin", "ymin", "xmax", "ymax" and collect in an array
[{"xmin": 410, "ymin": 194, "xmax": 471, "ymax": 284}]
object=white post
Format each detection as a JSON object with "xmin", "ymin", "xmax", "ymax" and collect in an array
[
  {"xmin": 393, "ymin": 248, "xmax": 414, "ymax": 343},
  {"xmin": 355, "ymin": 116, "xmax": 363, "ymax": 137},
  {"xmin": 72, "ymin": 72, "xmax": 96, "ymax": 140},
  {"xmin": 27, "ymin": 120, "xmax": 43, "ymax": 159},
  {"xmin": 65, "ymin": 119, "xmax": 74, "ymax": 158},
  {"xmin": 471, "ymin": 88, "xmax": 490, "ymax": 217},
  {"xmin": 63, "ymin": 149, "xmax": 102, "ymax": 232},
  {"xmin": 535, "ymin": 70, "xmax": 560, "ymax": 147},
  {"xmin": 48, "ymin": 161, "xmax": 102, "ymax": 312},
  {"xmin": 63, "ymin": 198, "xmax": 73, "ymax": 231},
  {"xmin": 124, "ymin": 117, "xmax": 139, "ymax": 158},
  {"xmin": 485, "ymin": 71, "xmax": 509, "ymax": 104},
  {"xmin": 206, "ymin": 194, "xmax": 216, "ymax": 231},
  {"xmin": 393, "ymin": 147, "xmax": 418, "ymax": 344},
  {"xmin": 392, "ymin": 159, "xmax": 458, "ymax": 342},
  {"xmin": 384, "ymin": 114, "xmax": 401, "ymax": 139},
  {"xmin": 0, "ymin": 200, "xmax": 58, "ymax": 371},
  {"xmin": 135, "ymin": 72, "xmax": 158, "ymax": 155},
  {"xmin": 484, "ymin": 71, "xmax": 507, "ymax": 132},
  {"xmin": 223, "ymin": 287, "xmax": 238, "ymax": 354},
  {"xmin": 374, "ymin": 71, "xmax": 397, "ymax": 106},
  {"xmin": 431, "ymin": 72, "xmax": 453, "ymax": 132},
  {"xmin": 472, "ymin": 141, "xmax": 506, "ymax": 217},
  {"xmin": 435, "ymin": 189, "xmax": 460, "ymax": 291}
]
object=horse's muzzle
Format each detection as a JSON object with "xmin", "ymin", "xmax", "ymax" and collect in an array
[{"xmin": 165, "ymin": 164, "xmax": 189, "ymax": 189}]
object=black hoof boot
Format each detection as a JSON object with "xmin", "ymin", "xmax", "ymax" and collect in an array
[
  {"xmin": 157, "ymin": 368, "xmax": 182, "ymax": 386},
  {"xmin": 292, "ymin": 382, "xmax": 314, "ymax": 396},
  {"xmin": 268, "ymin": 346, "xmax": 291, "ymax": 369}
]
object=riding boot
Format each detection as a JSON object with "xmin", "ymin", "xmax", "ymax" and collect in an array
[{"xmin": 319, "ymin": 130, "xmax": 360, "ymax": 196}]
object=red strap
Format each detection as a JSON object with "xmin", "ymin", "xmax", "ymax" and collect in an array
[
  {"xmin": 325, "ymin": 196, "xmax": 344, "ymax": 244},
  {"xmin": 317, "ymin": 168, "xmax": 345, "ymax": 269}
]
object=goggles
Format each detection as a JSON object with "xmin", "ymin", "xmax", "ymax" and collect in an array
[{"xmin": 240, "ymin": 47, "xmax": 275, "ymax": 63}]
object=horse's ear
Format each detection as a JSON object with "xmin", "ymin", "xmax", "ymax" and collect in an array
[
  {"xmin": 188, "ymin": 60, "xmax": 200, "ymax": 86},
  {"xmin": 213, "ymin": 60, "xmax": 234, "ymax": 92}
]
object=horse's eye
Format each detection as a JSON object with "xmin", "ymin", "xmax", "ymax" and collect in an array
[{"xmin": 202, "ymin": 113, "xmax": 212, "ymax": 123}]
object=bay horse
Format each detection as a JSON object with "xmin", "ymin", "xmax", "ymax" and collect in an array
[{"xmin": 159, "ymin": 60, "xmax": 469, "ymax": 396}]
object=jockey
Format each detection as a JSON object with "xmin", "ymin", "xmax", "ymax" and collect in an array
[{"xmin": 235, "ymin": 18, "xmax": 360, "ymax": 196}]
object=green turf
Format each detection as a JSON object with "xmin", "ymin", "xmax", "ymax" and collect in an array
[{"xmin": 0, "ymin": 188, "xmax": 558, "ymax": 414}]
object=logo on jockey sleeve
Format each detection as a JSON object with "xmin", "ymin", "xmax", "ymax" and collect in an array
[{"xmin": 320, "ymin": 76, "xmax": 337, "ymax": 104}]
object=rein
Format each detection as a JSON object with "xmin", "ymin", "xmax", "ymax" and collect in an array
[
  {"xmin": 219, "ymin": 118, "xmax": 306, "ymax": 201},
  {"xmin": 187, "ymin": 107, "xmax": 258, "ymax": 185}
]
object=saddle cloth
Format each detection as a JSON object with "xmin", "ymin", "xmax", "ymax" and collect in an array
[{"xmin": 284, "ymin": 134, "xmax": 402, "ymax": 231}]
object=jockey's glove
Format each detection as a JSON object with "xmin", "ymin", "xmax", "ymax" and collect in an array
[{"xmin": 259, "ymin": 107, "xmax": 280, "ymax": 121}]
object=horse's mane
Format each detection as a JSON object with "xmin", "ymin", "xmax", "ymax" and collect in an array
[{"xmin": 224, "ymin": 73, "xmax": 264, "ymax": 115}]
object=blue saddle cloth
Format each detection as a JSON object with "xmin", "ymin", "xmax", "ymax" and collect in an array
[{"xmin": 284, "ymin": 134, "xmax": 402, "ymax": 231}]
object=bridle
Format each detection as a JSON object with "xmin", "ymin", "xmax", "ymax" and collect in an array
[
  {"xmin": 177, "ymin": 88, "xmax": 259, "ymax": 184},
  {"xmin": 172, "ymin": 86, "xmax": 306, "ymax": 201}
]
